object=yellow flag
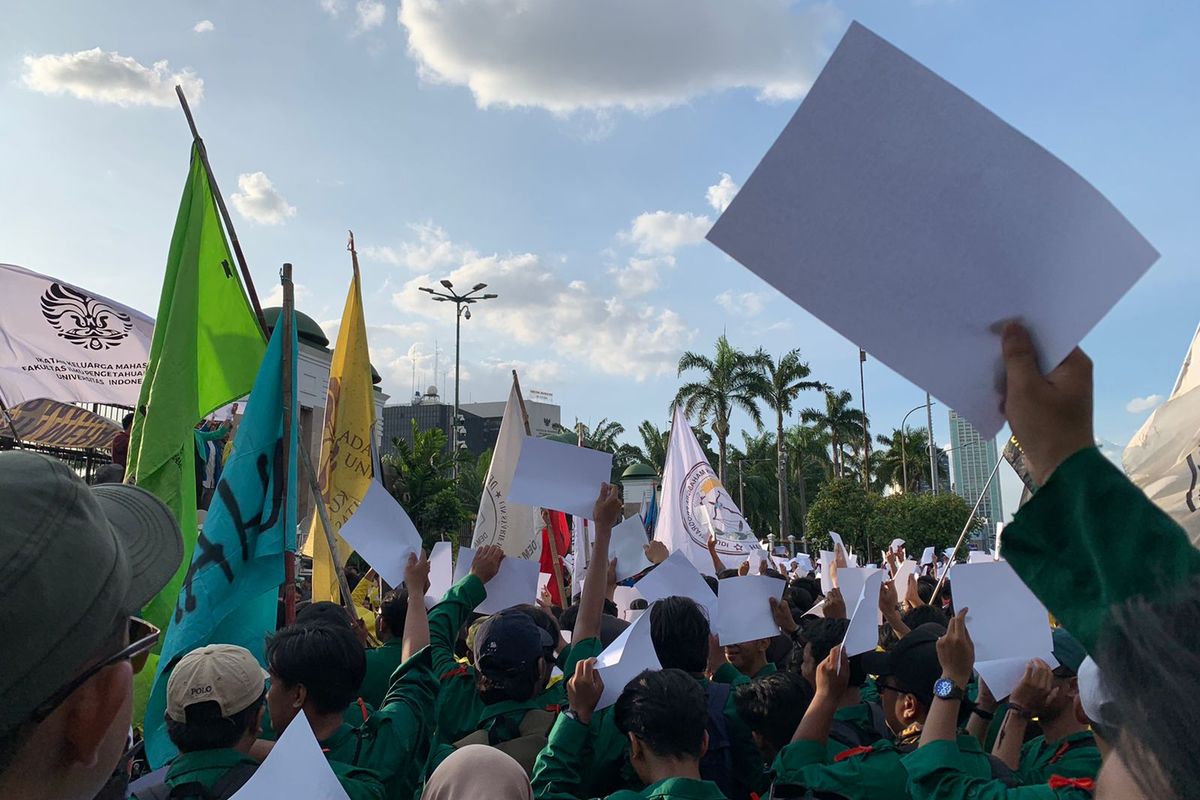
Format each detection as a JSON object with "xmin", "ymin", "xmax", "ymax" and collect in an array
[{"xmin": 307, "ymin": 261, "xmax": 375, "ymax": 602}]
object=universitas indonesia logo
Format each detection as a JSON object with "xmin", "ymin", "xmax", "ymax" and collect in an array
[{"xmin": 40, "ymin": 282, "xmax": 132, "ymax": 351}]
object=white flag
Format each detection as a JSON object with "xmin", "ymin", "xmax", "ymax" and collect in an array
[
  {"xmin": 0, "ymin": 263, "xmax": 153, "ymax": 407},
  {"xmin": 1124, "ymin": 322, "xmax": 1200, "ymax": 547},
  {"xmin": 656, "ymin": 406, "xmax": 760, "ymax": 574},
  {"xmin": 471, "ymin": 377, "xmax": 539, "ymax": 556}
]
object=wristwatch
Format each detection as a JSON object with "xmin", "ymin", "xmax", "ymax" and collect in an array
[
  {"xmin": 933, "ymin": 677, "xmax": 966, "ymax": 701},
  {"xmin": 562, "ymin": 708, "xmax": 585, "ymax": 725}
]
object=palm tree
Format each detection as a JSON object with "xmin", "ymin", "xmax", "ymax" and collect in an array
[
  {"xmin": 729, "ymin": 431, "xmax": 778, "ymax": 537},
  {"xmin": 631, "ymin": 420, "xmax": 669, "ymax": 475},
  {"xmin": 781, "ymin": 422, "xmax": 833, "ymax": 548},
  {"xmin": 674, "ymin": 335, "xmax": 771, "ymax": 484},
  {"xmin": 800, "ymin": 390, "xmax": 868, "ymax": 479},
  {"xmin": 758, "ymin": 349, "xmax": 826, "ymax": 542}
]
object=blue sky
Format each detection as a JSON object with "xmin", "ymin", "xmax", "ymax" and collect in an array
[{"xmin": 3, "ymin": 1, "xmax": 1197, "ymax": 520}]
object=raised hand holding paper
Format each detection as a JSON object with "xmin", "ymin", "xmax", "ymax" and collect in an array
[
  {"xmin": 706, "ymin": 21, "xmax": 1158, "ymax": 437},
  {"xmin": 715, "ymin": 575, "xmax": 785, "ymax": 645},
  {"xmin": 635, "ymin": 549, "xmax": 717, "ymax": 618},
  {"xmin": 336, "ymin": 479, "xmax": 422, "ymax": 590},
  {"xmin": 453, "ymin": 546, "xmax": 540, "ymax": 615},
  {"xmin": 507, "ymin": 435, "xmax": 613, "ymax": 519},
  {"xmin": 595, "ymin": 609, "xmax": 660, "ymax": 710},
  {"xmin": 841, "ymin": 570, "xmax": 887, "ymax": 657},
  {"xmin": 920, "ymin": 546, "xmax": 935, "ymax": 566}
]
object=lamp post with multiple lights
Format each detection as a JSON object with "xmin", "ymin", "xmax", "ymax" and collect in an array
[{"xmin": 418, "ymin": 280, "xmax": 498, "ymax": 468}]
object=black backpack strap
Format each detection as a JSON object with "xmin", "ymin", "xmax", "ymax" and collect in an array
[
  {"xmin": 165, "ymin": 781, "xmax": 214, "ymax": 799},
  {"xmin": 131, "ymin": 781, "xmax": 174, "ymax": 800},
  {"xmin": 208, "ymin": 762, "xmax": 258, "ymax": 799}
]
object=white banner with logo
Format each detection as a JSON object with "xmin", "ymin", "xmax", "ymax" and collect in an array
[
  {"xmin": 470, "ymin": 377, "xmax": 539, "ymax": 557},
  {"xmin": 656, "ymin": 405, "xmax": 760, "ymax": 574},
  {"xmin": 0, "ymin": 263, "xmax": 152, "ymax": 407}
]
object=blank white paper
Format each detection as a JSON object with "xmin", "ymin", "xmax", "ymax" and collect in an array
[
  {"xmin": 507, "ymin": 436, "xmax": 614, "ymax": 520},
  {"xmin": 707, "ymin": 21, "xmax": 1159, "ymax": 437},
  {"xmin": 950, "ymin": 562, "xmax": 1053, "ymax": 665},
  {"xmin": 425, "ymin": 541, "xmax": 454, "ymax": 608},
  {"xmin": 337, "ymin": 479, "xmax": 422, "ymax": 591},
  {"xmin": 453, "ymin": 546, "xmax": 540, "ymax": 615},
  {"xmin": 842, "ymin": 570, "xmax": 887, "ymax": 657},
  {"xmin": 595, "ymin": 609, "xmax": 661, "ymax": 710},
  {"xmin": 715, "ymin": 575, "xmax": 786, "ymax": 645},
  {"xmin": 610, "ymin": 515, "xmax": 653, "ymax": 581},
  {"xmin": 634, "ymin": 549, "xmax": 718, "ymax": 619},
  {"xmin": 819, "ymin": 550, "xmax": 836, "ymax": 594},
  {"xmin": 230, "ymin": 710, "xmax": 348, "ymax": 800}
]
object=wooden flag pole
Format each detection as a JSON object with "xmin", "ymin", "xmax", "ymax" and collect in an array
[
  {"xmin": 512, "ymin": 370, "xmax": 567, "ymax": 606},
  {"xmin": 174, "ymin": 85, "xmax": 267, "ymax": 333},
  {"xmin": 280, "ymin": 264, "xmax": 297, "ymax": 625}
]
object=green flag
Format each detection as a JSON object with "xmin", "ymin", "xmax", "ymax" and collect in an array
[{"xmin": 127, "ymin": 142, "xmax": 266, "ymax": 636}]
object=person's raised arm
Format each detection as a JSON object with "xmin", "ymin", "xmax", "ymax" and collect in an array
[
  {"xmin": 920, "ymin": 608, "xmax": 973, "ymax": 746},
  {"xmin": 401, "ymin": 552, "xmax": 431, "ymax": 660},
  {"xmin": 879, "ymin": 579, "xmax": 910, "ymax": 639},
  {"xmin": 792, "ymin": 645, "xmax": 848, "ymax": 745},
  {"xmin": 964, "ymin": 676, "xmax": 998, "ymax": 744},
  {"xmin": 427, "ymin": 544, "xmax": 503, "ymax": 677},
  {"xmin": 573, "ymin": 483, "xmax": 622, "ymax": 644},
  {"xmin": 706, "ymin": 529, "xmax": 728, "ymax": 574},
  {"xmin": 531, "ymin": 659, "xmax": 604, "ymax": 800},
  {"xmin": 992, "ymin": 659, "xmax": 1056, "ymax": 771}
]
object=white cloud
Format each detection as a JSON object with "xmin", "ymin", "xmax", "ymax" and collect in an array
[
  {"xmin": 1125, "ymin": 394, "xmax": 1164, "ymax": 414},
  {"xmin": 361, "ymin": 223, "xmax": 462, "ymax": 272},
  {"xmin": 391, "ymin": 227, "xmax": 695, "ymax": 380},
  {"xmin": 481, "ymin": 357, "xmax": 563, "ymax": 384},
  {"xmin": 321, "ymin": 0, "xmax": 346, "ymax": 17},
  {"xmin": 398, "ymin": 0, "xmax": 840, "ymax": 114},
  {"xmin": 21, "ymin": 49, "xmax": 204, "ymax": 107},
  {"xmin": 706, "ymin": 173, "xmax": 740, "ymax": 213},
  {"xmin": 263, "ymin": 282, "xmax": 313, "ymax": 308},
  {"xmin": 193, "ymin": 20, "xmax": 214, "ymax": 33},
  {"xmin": 356, "ymin": 0, "xmax": 386, "ymax": 30},
  {"xmin": 609, "ymin": 256, "xmax": 674, "ymax": 297},
  {"xmin": 715, "ymin": 290, "xmax": 767, "ymax": 317},
  {"xmin": 623, "ymin": 211, "xmax": 710, "ymax": 255},
  {"xmin": 231, "ymin": 172, "xmax": 296, "ymax": 226}
]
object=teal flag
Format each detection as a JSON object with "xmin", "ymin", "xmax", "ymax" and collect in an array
[{"xmin": 143, "ymin": 308, "xmax": 297, "ymax": 767}]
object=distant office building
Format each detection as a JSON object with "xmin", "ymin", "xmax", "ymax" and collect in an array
[
  {"xmin": 948, "ymin": 409, "xmax": 1004, "ymax": 549},
  {"xmin": 381, "ymin": 386, "xmax": 561, "ymax": 457}
]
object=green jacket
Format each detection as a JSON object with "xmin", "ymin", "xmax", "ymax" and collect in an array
[
  {"xmin": 1016, "ymin": 732, "xmax": 1099, "ymax": 784},
  {"xmin": 132, "ymin": 748, "xmax": 385, "ymax": 800},
  {"xmin": 827, "ymin": 701, "xmax": 888, "ymax": 760},
  {"xmin": 320, "ymin": 645, "xmax": 439, "ymax": 800},
  {"xmin": 1002, "ymin": 447, "xmax": 1200, "ymax": 653},
  {"xmin": 361, "ymin": 637, "xmax": 406, "ymax": 709},
  {"xmin": 772, "ymin": 734, "xmax": 990, "ymax": 800},
  {"xmin": 532, "ymin": 714, "xmax": 727, "ymax": 800},
  {"xmin": 711, "ymin": 661, "xmax": 777, "ymax": 686},
  {"xmin": 903, "ymin": 740, "xmax": 1093, "ymax": 800},
  {"xmin": 577, "ymin": 674, "xmax": 766, "ymax": 800}
]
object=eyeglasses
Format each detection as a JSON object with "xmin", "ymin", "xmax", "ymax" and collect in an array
[
  {"xmin": 877, "ymin": 681, "xmax": 904, "ymax": 694},
  {"xmin": 28, "ymin": 617, "xmax": 160, "ymax": 724}
]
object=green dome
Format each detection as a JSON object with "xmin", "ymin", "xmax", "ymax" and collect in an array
[
  {"xmin": 263, "ymin": 306, "xmax": 381, "ymax": 385},
  {"xmin": 621, "ymin": 463, "xmax": 658, "ymax": 480}
]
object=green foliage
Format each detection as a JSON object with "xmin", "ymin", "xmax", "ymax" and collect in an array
[
  {"xmin": 383, "ymin": 420, "xmax": 468, "ymax": 548},
  {"xmin": 805, "ymin": 478, "xmax": 877, "ymax": 552},
  {"xmin": 866, "ymin": 491, "xmax": 982, "ymax": 554}
]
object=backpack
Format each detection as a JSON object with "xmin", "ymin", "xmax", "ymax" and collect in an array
[
  {"xmin": 133, "ymin": 762, "xmax": 257, "ymax": 800},
  {"xmin": 700, "ymin": 682, "xmax": 742, "ymax": 800},
  {"xmin": 452, "ymin": 707, "xmax": 558, "ymax": 776},
  {"xmin": 828, "ymin": 701, "xmax": 888, "ymax": 750}
]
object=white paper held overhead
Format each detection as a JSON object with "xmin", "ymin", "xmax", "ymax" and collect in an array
[
  {"xmin": 635, "ymin": 549, "xmax": 718, "ymax": 619},
  {"xmin": 610, "ymin": 515, "xmax": 653, "ymax": 581},
  {"xmin": 453, "ymin": 547, "xmax": 541, "ymax": 615},
  {"xmin": 336, "ymin": 479, "xmax": 423, "ymax": 590},
  {"xmin": 714, "ymin": 575, "xmax": 786, "ymax": 645},
  {"xmin": 841, "ymin": 570, "xmax": 887, "ymax": 657},
  {"xmin": 595, "ymin": 609, "xmax": 661, "ymax": 710},
  {"xmin": 707, "ymin": 21, "xmax": 1159, "ymax": 437},
  {"xmin": 426, "ymin": 541, "xmax": 454, "ymax": 608},
  {"xmin": 507, "ymin": 436, "xmax": 613, "ymax": 520},
  {"xmin": 229, "ymin": 711, "xmax": 349, "ymax": 799}
]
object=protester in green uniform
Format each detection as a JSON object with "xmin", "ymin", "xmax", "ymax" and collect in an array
[
  {"xmin": 990, "ymin": 630, "xmax": 1098, "ymax": 786},
  {"xmin": 532, "ymin": 662, "xmax": 728, "ymax": 800},
  {"xmin": 714, "ymin": 637, "xmax": 777, "ymax": 684},
  {"xmin": 732, "ymin": 672, "xmax": 813, "ymax": 765},
  {"xmin": 0, "ymin": 452, "xmax": 183, "ymax": 800},
  {"xmin": 903, "ymin": 609, "xmax": 1097, "ymax": 800},
  {"xmin": 772, "ymin": 625, "xmax": 990, "ymax": 799},
  {"xmin": 266, "ymin": 552, "xmax": 437, "ymax": 800},
  {"xmin": 997, "ymin": 322, "xmax": 1200, "ymax": 799},
  {"xmin": 360, "ymin": 587, "xmax": 413, "ymax": 709}
]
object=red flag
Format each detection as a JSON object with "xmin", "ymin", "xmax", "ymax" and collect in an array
[{"xmin": 539, "ymin": 510, "xmax": 572, "ymax": 606}]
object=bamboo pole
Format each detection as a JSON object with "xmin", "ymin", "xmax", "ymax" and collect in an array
[{"xmin": 281, "ymin": 264, "xmax": 297, "ymax": 625}]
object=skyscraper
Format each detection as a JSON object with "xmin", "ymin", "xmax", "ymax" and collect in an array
[{"xmin": 948, "ymin": 409, "xmax": 1004, "ymax": 549}]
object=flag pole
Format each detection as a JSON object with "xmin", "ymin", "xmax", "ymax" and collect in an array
[
  {"xmin": 174, "ymin": 85, "xmax": 268, "ymax": 333},
  {"xmin": 281, "ymin": 263, "xmax": 297, "ymax": 625},
  {"xmin": 512, "ymin": 370, "xmax": 567, "ymax": 606},
  {"xmin": 930, "ymin": 451, "xmax": 1005, "ymax": 605}
]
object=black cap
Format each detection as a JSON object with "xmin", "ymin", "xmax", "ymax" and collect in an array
[
  {"xmin": 860, "ymin": 623, "xmax": 944, "ymax": 704},
  {"xmin": 475, "ymin": 611, "xmax": 553, "ymax": 678}
]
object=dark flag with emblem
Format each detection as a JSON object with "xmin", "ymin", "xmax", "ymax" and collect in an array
[
  {"xmin": 143, "ymin": 305, "xmax": 296, "ymax": 766},
  {"xmin": 126, "ymin": 143, "xmax": 266, "ymax": 716}
]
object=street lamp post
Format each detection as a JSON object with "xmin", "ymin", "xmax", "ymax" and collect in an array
[
  {"xmin": 926, "ymin": 392, "xmax": 937, "ymax": 495},
  {"xmin": 899, "ymin": 400, "xmax": 936, "ymax": 493},
  {"xmin": 418, "ymin": 280, "xmax": 498, "ymax": 471}
]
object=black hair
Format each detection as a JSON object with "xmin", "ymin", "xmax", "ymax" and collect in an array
[
  {"xmin": 1098, "ymin": 574, "xmax": 1200, "ymax": 799},
  {"xmin": 295, "ymin": 600, "xmax": 354, "ymax": 631},
  {"xmin": 717, "ymin": 569, "xmax": 740, "ymax": 580},
  {"xmin": 733, "ymin": 672, "xmax": 814, "ymax": 755},
  {"xmin": 783, "ymin": 582, "xmax": 815, "ymax": 613},
  {"xmin": 800, "ymin": 617, "xmax": 867, "ymax": 687},
  {"xmin": 166, "ymin": 695, "xmax": 264, "ymax": 753},
  {"xmin": 475, "ymin": 606, "xmax": 558, "ymax": 704},
  {"xmin": 762, "ymin": 568, "xmax": 786, "ymax": 581},
  {"xmin": 378, "ymin": 588, "xmax": 408, "ymax": 638},
  {"xmin": 266, "ymin": 623, "xmax": 365, "ymax": 714},
  {"xmin": 121, "ymin": 413, "xmax": 134, "ymax": 430},
  {"xmin": 902, "ymin": 604, "xmax": 948, "ymax": 631},
  {"xmin": 703, "ymin": 575, "xmax": 720, "ymax": 595},
  {"xmin": 649, "ymin": 596, "xmax": 710, "ymax": 674},
  {"xmin": 630, "ymin": 598, "xmax": 649, "ymax": 610},
  {"xmin": 614, "ymin": 669, "xmax": 707, "ymax": 760},
  {"xmin": 916, "ymin": 576, "xmax": 937, "ymax": 604}
]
